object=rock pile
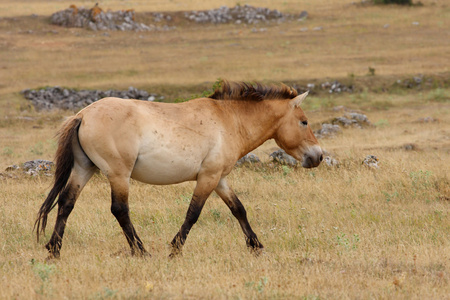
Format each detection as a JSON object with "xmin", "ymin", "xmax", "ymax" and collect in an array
[
  {"xmin": 184, "ymin": 5, "xmax": 303, "ymax": 24},
  {"xmin": 51, "ymin": 4, "xmax": 173, "ymax": 31},
  {"xmin": 22, "ymin": 86, "xmax": 162, "ymax": 111}
]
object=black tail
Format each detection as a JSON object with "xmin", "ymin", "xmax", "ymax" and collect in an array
[{"xmin": 34, "ymin": 117, "xmax": 82, "ymax": 242}]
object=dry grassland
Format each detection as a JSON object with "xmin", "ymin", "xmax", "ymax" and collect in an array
[{"xmin": 0, "ymin": 0, "xmax": 449, "ymax": 299}]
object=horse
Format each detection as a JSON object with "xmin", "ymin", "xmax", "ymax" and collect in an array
[{"xmin": 35, "ymin": 80, "xmax": 323, "ymax": 259}]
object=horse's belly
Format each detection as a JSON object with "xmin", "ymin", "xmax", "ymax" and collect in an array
[{"xmin": 131, "ymin": 152, "xmax": 201, "ymax": 185}]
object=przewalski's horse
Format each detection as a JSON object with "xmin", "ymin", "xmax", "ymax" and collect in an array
[{"xmin": 35, "ymin": 81, "xmax": 323, "ymax": 259}]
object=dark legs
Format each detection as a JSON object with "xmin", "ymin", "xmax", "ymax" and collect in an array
[
  {"xmin": 110, "ymin": 177, "xmax": 148, "ymax": 256},
  {"xmin": 215, "ymin": 178, "xmax": 264, "ymax": 253},
  {"xmin": 169, "ymin": 174, "xmax": 218, "ymax": 257},
  {"xmin": 169, "ymin": 194, "xmax": 208, "ymax": 257},
  {"xmin": 45, "ymin": 184, "xmax": 79, "ymax": 258},
  {"xmin": 170, "ymin": 176, "xmax": 263, "ymax": 258},
  {"xmin": 45, "ymin": 164, "xmax": 95, "ymax": 259}
]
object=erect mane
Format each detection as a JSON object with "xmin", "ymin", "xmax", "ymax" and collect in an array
[{"xmin": 208, "ymin": 80, "xmax": 298, "ymax": 101}]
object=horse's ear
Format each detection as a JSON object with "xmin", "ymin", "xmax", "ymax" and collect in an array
[{"xmin": 290, "ymin": 91, "xmax": 309, "ymax": 108}]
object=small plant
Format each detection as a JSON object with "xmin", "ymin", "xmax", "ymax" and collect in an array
[
  {"xmin": 175, "ymin": 193, "xmax": 191, "ymax": 205},
  {"xmin": 210, "ymin": 209, "xmax": 221, "ymax": 222},
  {"xmin": 382, "ymin": 191, "xmax": 398, "ymax": 203},
  {"xmin": 336, "ymin": 233, "xmax": 360, "ymax": 252},
  {"xmin": 368, "ymin": 67, "xmax": 376, "ymax": 76},
  {"xmin": 282, "ymin": 165, "xmax": 291, "ymax": 176},
  {"xmin": 92, "ymin": 287, "xmax": 117, "ymax": 299},
  {"xmin": 245, "ymin": 277, "xmax": 268, "ymax": 293},
  {"xmin": 256, "ymin": 277, "xmax": 268, "ymax": 293},
  {"xmin": 427, "ymin": 88, "xmax": 449, "ymax": 103},
  {"xmin": 30, "ymin": 259, "xmax": 56, "ymax": 295},
  {"xmin": 374, "ymin": 119, "xmax": 389, "ymax": 127},
  {"xmin": 410, "ymin": 170, "xmax": 432, "ymax": 189},
  {"xmin": 29, "ymin": 142, "xmax": 44, "ymax": 155}
]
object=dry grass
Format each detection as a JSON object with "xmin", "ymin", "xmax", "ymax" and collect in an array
[
  {"xmin": 0, "ymin": 0, "xmax": 449, "ymax": 299},
  {"xmin": 1, "ymin": 93, "xmax": 448, "ymax": 299}
]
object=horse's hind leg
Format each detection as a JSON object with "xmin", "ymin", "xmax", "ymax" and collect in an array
[
  {"xmin": 109, "ymin": 176, "xmax": 148, "ymax": 256},
  {"xmin": 46, "ymin": 162, "xmax": 96, "ymax": 258},
  {"xmin": 215, "ymin": 178, "xmax": 264, "ymax": 254}
]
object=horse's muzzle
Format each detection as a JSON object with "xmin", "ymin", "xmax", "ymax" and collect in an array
[{"xmin": 302, "ymin": 145, "xmax": 323, "ymax": 168}]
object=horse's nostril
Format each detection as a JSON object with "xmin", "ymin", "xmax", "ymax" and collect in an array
[{"xmin": 319, "ymin": 154, "xmax": 323, "ymax": 162}]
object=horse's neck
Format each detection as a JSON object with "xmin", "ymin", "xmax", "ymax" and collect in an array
[{"xmin": 223, "ymin": 100, "xmax": 286, "ymax": 156}]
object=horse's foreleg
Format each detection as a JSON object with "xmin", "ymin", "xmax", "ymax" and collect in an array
[
  {"xmin": 109, "ymin": 177, "xmax": 148, "ymax": 257},
  {"xmin": 215, "ymin": 178, "xmax": 264, "ymax": 254},
  {"xmin": 169, "ymin": 174, "xmax": 218, "ymax": 258}
]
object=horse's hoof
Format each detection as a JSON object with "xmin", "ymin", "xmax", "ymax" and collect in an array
[
  {"xmin": 45, "ymin": 253, "xmax": 60, "ymax": 262},
  {"xmin": 139, "ymin": 251, "xmax": 152, "ymax": 259},
  {"xmin": 248, "ymin": 246, "xmax": 264, "ymax": 257},
  {"xmin": 168, "ymin": 250, "xmax": 182, "ymax": 259}
]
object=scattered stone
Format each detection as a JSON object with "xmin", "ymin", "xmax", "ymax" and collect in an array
[
  {"xmin": 331, "ymin": 113, "xmax": 371, "ymax": 129},
  {"xmin": 362, "ymin": 155, "xmax": 379, "ymax": 169},
  {"xmin": 313, "ymin": 26, "xmax": 323, "ymax": 31},
  {"xmin": 415, "ymin": 117, "xmax": 439, "ymax": 123},
  {"xmin": 269, "ymin": 149, "xmax": 298, "ymax": 166},
  {"xmin": 412, "ymin": 21, "xmax": 419, "ymax": 26},
  {"xmin": 324, "ymin": 155, "xmax": 339, "ymax": 167},
  {"xmin": 291, "ymin": 80, "xmax": 355, "ymax": 95},
  {"xmin": 306, "ymin": 83, "xmax": 315, "ymax": 90},
  {"xmin": 383, "ymin": 24, "xmax": 390, "ymax": 28},
  {"xmin": 21, "ymin": 86, "xmax": 162, "ymax": 111},
  {"xmin": 396, "ymin": 74, "xmax": 427, "ymax": 89},
  {"xmin": 298, "ymin": 11, "xmax": 308, "ymax": 20},
  {"xmin": 332, "ymin": 106, "xmax": 347, "ymax": 112},
  {"xmin": 321, "ymin": 80, "xmax": 353, "ymax": 94},
  {"xmin": 4, "ymin": 165, "xmax": 19, "ymax": 172},
  {"xmin": 402, "ymin": 143, "xmax": 418, "ymax": 151},
  {"xmin": 236, "ymin": 152, "xmax": 261, "ymax": 166},
  {"xmin": 315, "ymin": 123, "xmax": 342, "ymax": 139},
  {"xmin": 251, "ymin": 27, "xmax": 267, "ymax": 33},
  {"xmin": 300, "ymin": 27, "xmax": 308, "ymax": 32}
]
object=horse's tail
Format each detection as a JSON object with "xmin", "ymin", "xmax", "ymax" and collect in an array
[{"xmin": 35, "ymin": 117, "xmax": 82, "ymax": 242}]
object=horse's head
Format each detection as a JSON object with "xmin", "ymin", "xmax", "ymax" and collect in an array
[{"xmin": 274, "ymin": 92, "xmax": 323, "ymax": 168}]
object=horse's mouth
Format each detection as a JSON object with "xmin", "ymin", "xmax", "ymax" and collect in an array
[{"xmin": 301, "ymin": 146, "xmax": 323, "ymax": 168}]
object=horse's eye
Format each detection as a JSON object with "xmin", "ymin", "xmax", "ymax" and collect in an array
[{"xmin": 300, "ymin": 120, "xmax": 308, "ymax": 126}]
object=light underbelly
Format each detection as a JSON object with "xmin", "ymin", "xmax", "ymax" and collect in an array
[{"xmin": 130, "ymin": 152, "xmax": 202, "ymax": 185}]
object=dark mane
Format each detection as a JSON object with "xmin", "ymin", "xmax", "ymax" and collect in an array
[{"xmin": 208, "ymin": 80, "xmax": 298, "ymax": 101}]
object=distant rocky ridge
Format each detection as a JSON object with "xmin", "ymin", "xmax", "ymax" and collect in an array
[
  {"xmin": 22, "ymin": 86, "xmax": 162, "ymax": 111},
  {"xmin": 50, "ymin": 4, "xmax": 174, "ymax": 31},
  {"xmin": 184, "ymin": 5, "xmax": 307, "ymax": 24},
  {"xmin": 50, "ymin": 4, "xmax": 307, "ymax": 31}
]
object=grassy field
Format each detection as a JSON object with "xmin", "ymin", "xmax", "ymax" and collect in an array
[{"xmin": 0, "ymin": 0, "xmax": 449, "ymax": 299}]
